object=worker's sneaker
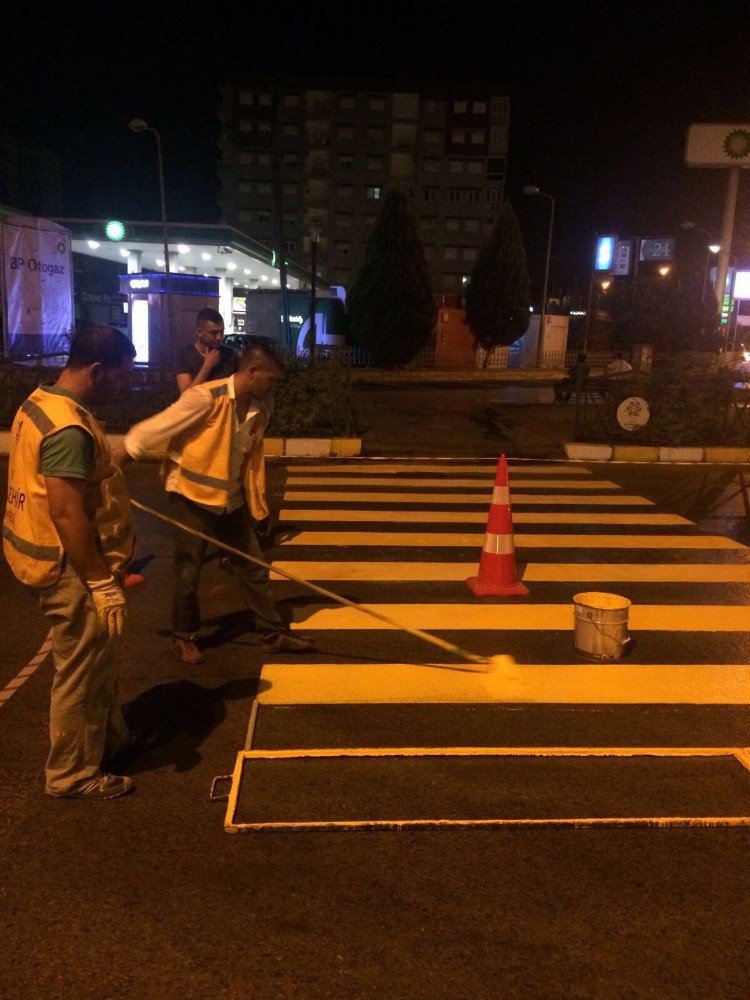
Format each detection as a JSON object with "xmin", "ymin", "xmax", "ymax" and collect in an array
[
  {"xmin": 172, "ymin": 636, "xmax": 204, "ymax": 665},
  {"xmin": 50, "ymin": 773, "xmax": 135, "ymax": 800},
  {"xmin": 262, "ymin": 631, "xmax": 316, "ymax": 653}
]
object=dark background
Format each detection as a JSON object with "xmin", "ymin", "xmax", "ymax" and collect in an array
[{"xmin": 1, "ymin": 1, "xmax": 749, "ymax": 295}]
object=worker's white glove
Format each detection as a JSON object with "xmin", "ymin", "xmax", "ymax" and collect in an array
[{"xmin": 88, "ymin": 576, "xmax": 127, "ymax": 638}]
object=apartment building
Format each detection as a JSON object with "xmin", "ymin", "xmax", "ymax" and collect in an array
[{"xmin": 217, "ymin": 80, "xmax": 509, "ymax": 295}]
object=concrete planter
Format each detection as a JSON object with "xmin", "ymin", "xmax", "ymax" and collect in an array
[
  {"xmin": 703, "ymin": 447, "xmax": 750, "ymax": 464},
  {"xmin": 612, "ymin": 445, "xmax": 659, "ymax": 463},
  {"xmin": 266, "ymin": 437, "xmax": 362, "ymax": 458},
  {"xmin": 657, "ymin": 447, "xmax": 704, "ymax": 463},
  {"xmin": 564, "ymin": 443, "xmax": 613, "ymax": 461}
]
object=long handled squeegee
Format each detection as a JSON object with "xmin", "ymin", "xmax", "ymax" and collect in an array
[{"xmin": 131, "ymin": 499, "xmax": 517, "ymax": 675}]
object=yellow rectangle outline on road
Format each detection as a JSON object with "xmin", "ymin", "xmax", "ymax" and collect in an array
[
  {"xmin": 286, "ymin": 477, "xmax": 621, "ymax": 489},
  {"xmin": 283, "ymin": 492, "xmax": 655, "ymax": 506},
  {"xmin": 259, "ymin": 661, "xmax": 750, "ymax": 705},
  {"xmin": 278, "ymin": 509, "xmax": 691, "ymax": 526},
  {"xmin": 290, "ymin": 603, "xmax": 750, "ymax": 630},
  {"xmin": 282, "ymin": 531, "xmax": 744, "ymax": 549},
  {"xmin": 224, "ymin": 746, "xmax": 750, "ymax": 832},
  {"xmin": 271, "ymin": 561, "xmax": 750, "ymax": 583}
]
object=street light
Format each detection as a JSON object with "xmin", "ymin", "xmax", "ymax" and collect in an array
[
  {"xmin": 128, "ymin": 118, "xmax": 170, "ymax": 278},
  {"xmin": 524, "ymin": 185, "xmax": 555, "ymax": 365}
]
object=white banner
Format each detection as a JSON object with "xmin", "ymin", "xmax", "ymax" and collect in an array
[
  {"xmin": 685, "ymin": 124, "xmax": 750, "ymax": 168},
  {"xmin": 1, "ymin": 215, "xmax": 73, "ymax": 355}
]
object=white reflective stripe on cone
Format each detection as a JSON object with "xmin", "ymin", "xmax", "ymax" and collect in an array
[
  {"xmin": 483, "ymin": 532, "xmax": 515, "ymax": 555},
  {"xmin": 492, "ymin": 486, "xmax": 510, "ymax": 505}
]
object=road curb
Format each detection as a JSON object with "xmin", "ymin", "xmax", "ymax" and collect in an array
[{"xmin": 564, "ymin": 442, "xmax": 750, "ymax": 464}]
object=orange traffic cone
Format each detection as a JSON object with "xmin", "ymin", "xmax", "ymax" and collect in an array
[{"xmin": 466, "ymin": 454, "xmax": 529, "ymax": 597}]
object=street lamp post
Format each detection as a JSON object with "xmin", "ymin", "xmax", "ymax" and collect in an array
[
  {"xmin": 128, "ymin": 118, "xmax": 170, "ymax": 279},
  {"xmin": 680, "ymin": 220, "xmax": 719, "ymax": 304},
  {"xmin": 524, "ymin": 185, "xmax": 555, "ymax": 366}
]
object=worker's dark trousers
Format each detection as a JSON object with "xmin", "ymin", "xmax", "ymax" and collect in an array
[{"xmin": 169, "ymin": 492, "xmax": 284, "ymax": 640}]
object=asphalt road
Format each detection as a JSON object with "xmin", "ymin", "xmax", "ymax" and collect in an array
[{"xmin": 2, "ymin": 458, "xmax": 750, "ymax": 1000}]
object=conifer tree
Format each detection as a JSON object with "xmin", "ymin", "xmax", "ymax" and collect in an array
[
  {"xmin": 465, "ymin": 202, "xmax": 531, "ymax": 355},
  {"xmin": 348, "ymin": 190, "xmax": 435, "ymax": 365}
]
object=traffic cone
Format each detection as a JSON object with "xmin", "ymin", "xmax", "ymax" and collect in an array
[{"xmin": 466, "ymin": 454, "xmax": 529, "ymax": 597}]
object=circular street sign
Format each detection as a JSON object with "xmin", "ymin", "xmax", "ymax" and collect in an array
[
  {"xmin": 616, "ymin": 396, "xmax": 651, "ymax": 431},
  {"xmin": 105, "ymin": 220, "xmax": 126, "ymax": 241}
]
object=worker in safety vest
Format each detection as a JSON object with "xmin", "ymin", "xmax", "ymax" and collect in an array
[
  {"xmin": 119, "ymin": 337, "xmax": 314, "ymax": 664},
  {"xmin": 2, "ymin": 326, "xmax": 139, "ymax": 800}
]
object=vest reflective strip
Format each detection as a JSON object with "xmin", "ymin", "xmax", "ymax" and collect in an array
[
  {"xmin": 210, "ymin": 383, "xmax": 229, "ymax": 398},
  {"xmin": 483, "ymin": 531, "xmax": 514, "ymax": 555},
  {"xmin": 180, "ymin": 466, "xmax": 234, "ymax": 491},
  {"xmin": 492, "ymin": 486, "xmax": 510, "ymax": 506},
  {"xmin": 21, "ymin": 398, "xmax": 56, "ymax": 435},
  {"xmin": 2, "ymin": 524, "xmax": 60, "ymax": 562}
]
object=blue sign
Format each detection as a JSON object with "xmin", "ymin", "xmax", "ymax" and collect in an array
[
  {"xmin": 118, "ymin": 273, "xmax": 219, "ymax": 297},
  {"xmin": 594, "ymin": 236, "xmax": 616, "ymax": 272},
  {"xmin": 639, "ymin": 238, "xmax": 675, "ymax": 262}
]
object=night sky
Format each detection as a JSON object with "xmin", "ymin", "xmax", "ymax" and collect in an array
[{"xmin": 2, "ymin": 1, "xmax": 749, "ymax": 293}]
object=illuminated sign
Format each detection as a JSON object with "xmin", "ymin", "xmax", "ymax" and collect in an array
[
  {"xmin": 612, "ymin": 239, "xmax": 632, "ymax": 276},
  {"xmin": 639, "ymin": 238, "xmax": 675, "ymax": 262},
  {"xmin": 105, "ymin": 220, "xmax": 126, "ymax": 241},
  {"xmin": 733, "ymin": 271, "xmax": 750, "ymax": 300},
  {"xmin": 129, "ymin": 278, "xmax": 150, "ymax": 289},
  {"xmin": 594, "ymin": 236, "xmax": 615, "ymax": 271}
]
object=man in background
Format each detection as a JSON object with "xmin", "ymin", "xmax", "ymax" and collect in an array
[
  {"xmin": 176, "ymin": 307, "xmax": 238, "ymax": 393},
  {"xmin": 3, "ymin": 327, "xmax": 138, "ymax": 799}
]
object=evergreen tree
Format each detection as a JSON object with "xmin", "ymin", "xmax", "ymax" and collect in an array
[
  {"xmin": 348, "ymin": 190, "xmax": 435, "ymax": 366},
  {"xmin": 465, "ymin": 202, "xmax": 531, "ymax": 355}
]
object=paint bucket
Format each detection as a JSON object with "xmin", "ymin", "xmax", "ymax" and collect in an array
[{"xmin": 573, "ymin": 592, "xmax": 631, "ymax": 661}]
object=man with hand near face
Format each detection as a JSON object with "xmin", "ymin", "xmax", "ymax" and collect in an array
[
  {"xmin": 175, "ymin": 307, "xmax": 238, "ymax": 394},
  {"xmin": 3, "ymin": 326, "xmax": 138, "ymax": 800},
  {"xmin": 122, "ymin": 338, "xmax": 314, "ymax": 664}
]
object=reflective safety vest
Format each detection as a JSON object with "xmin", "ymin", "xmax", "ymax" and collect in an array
[
  {"xmin": 169, "ymin": 379, "xmax": 270, "ymax": 520},
  {"xmin": 3, "ymin": 387, "xmax": 135, "ymax": 588}
]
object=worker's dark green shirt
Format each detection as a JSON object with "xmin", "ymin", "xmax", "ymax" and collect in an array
[{"xmin": 38, "ymin": 386, "xmax": 95, "ymax": 480}]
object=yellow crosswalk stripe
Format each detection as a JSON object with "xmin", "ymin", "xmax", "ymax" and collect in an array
[
  {"xmin": 283, "ymin": 463, "xmax": 593, "ymax": 475},
  {"xmin": 291, "ymin": 603, "xmax": 750, "ymax": 630},
  {"xmin": 278, "ymin": 509, "xmax": 691, "ymax": 526},
  {"xmin": 258, "ymin": 662, "xmax": 750, "ymax": 705},
  {"xmin": 283, "ymin": 491, "xmax": 655, "ymax": 506},
  {"xmin": 286, "ymin": 476, "xmax": 621, "ymax": 489},
  {"xmin": 282, "ymin": 531, "xmax": 744, "ymax": 549},
  {"xmin": 270, "ymin": 561, "xmax": 750, "ymax": 583}
]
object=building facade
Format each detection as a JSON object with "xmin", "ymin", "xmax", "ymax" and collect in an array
[{"xmin": 217, "ymin": 80, "xmax": 509, "ymax": 296}]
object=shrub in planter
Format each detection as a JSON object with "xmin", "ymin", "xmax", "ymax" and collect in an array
[{"xmin": 267, "ymin": 357, "xmax": 350, "ymax": 438}]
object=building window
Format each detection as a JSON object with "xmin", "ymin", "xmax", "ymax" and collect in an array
[
  {"xmin": 338, "ymin": 125, "xmax": 355, "ymax": 140},
  {"xmin": 238, "ymin": 210, "xmax": 253, "ymax": 222},
  {"xmin": 282, "ymin": 182, "xmax": 299, "ymax": 195},
  {"xmin": 335, "ymin": 214, "xmax": 353, "ymax": 228},
  {"xmin": 238, "ymin": 121, "xmax": 253, "ymax": 133},
  {"xmin": 464, "ymin": 218, "xmax": 480, "ymax": 232},
  {"xmin": 338, "ymin": 155, "xmax": 354, "ymax": 170},
  {"xmin": 238, "ymin": 181, "xmax": 253, "ymax": 194},
  {"xmin": 453, "ymin": 101, "xmax": 467, "ymax": 114},
  {"xmin": 282, "ymin": 93, "xmax": 299, "ymax": 108},
  {"xmin": 239, "ymin": 91, "xmax": 253, "ymax": 105},
  {"xmin": 424, "ymin": 129, "xmax": 441, "ymax": 144},
  {"xmin": 446, "ymin": 218, "xmax": 460, "ymax": 231},
  {"xmin": 369, "ymin": 96, "xmax": 386, "ymax": 110},
  {"xmin": 472, "ymin": 101, "xmax": 487, "ymax": 114},
  {"xmin": 257, "ymin": 211, "xmax": 271, "ymax": 226},
  {"xmin": 462, "ymin": 248, "xmax": 478, "ymax": 261},
  {"xmin": 423, "ymin": 159, "xmax": 439, "ymax": 173},
  {"xmin": 422, "ymin": 186, "xmax": 439, "ymax": 202},
  {"xmin": 486, "ymin": 187, "xmax": 502, "ymax": 204},
  {"xmin": 448, "ymin": 188, "xmax": 461, "ymax": 203},
  {"xmin": 340, "ymin": 95, "xmax": 355, "ymax": 109},
  {"xmin": 367, "ymin": 157, "xmax": 383, "ymax": 171},
  {"xmin": 283, "ymin": 211, "xmax": 297, "ymax": 226},
  {"xmin": 392, "ymin": 123, "xmax": 416, "ymax": 146},
  {"xmin": 238, "ymin": 152, "xmax": 253, "ymax": 164},
  {"xmin": 465, "ymin": 188, "xmax": 482, "ymax": 203},
  {"xmin": 467, "ymin": 161, "xmax": 483, "ymax": 175},
  {"xmin": 338, "ymin": 185, "xmax": 354, "ymax": 199},
  {"xmin": 256, "ymin": 182, "xmax": 271, "ymax": 195},
  {"xmin": 258, "ymin": 93, "xmax": 272, "ymax": 106},
  {"xmin": 282, "ymin": 152, "xmax": 298, "ymax": 166},
  {"xmin": 451, "ymin": 129, "xmax": 466, "ymax": 144},
  {"xmin": 335, "ymin": 243, "xmax": 351, "ymax": 256},
  {"xmin": 449, "ymin": 160, "xmax": 463, "ymax": 173},
  {"xmin": 421, "ymin": 216, "xmax": 438, "ymax": 230},
  {"xmin": 284, "ymin": 240, "xmax": 296, "ymax": 253},
  {"xmin": 366, "ymin": 186, "xmax": 381, "ymax": 200},
  {"xmin": 487, "ymin": 158, "xmax": 505, "ymax": 180},
  {"xmin": 489, "ymin": 126, "xmax": 508, "ymax": 152},
  {"xmin": 444, "ymin": 246, "xmax": 459, "ymax": 260},
  {"xmin": 470, "ymin": 129, "xmax": 485, "ymax": 145},
  {"xmin": 425, "ymin": 100, "xmax": 441, "ymax": 114},
  {"xmin": 282, "ymin": 124, "xmax": 300, "ymax": 137},
  {"xmin": 258, "ymin": 153, "xmax": 272, "ymax": 166},
  {"xmin": 365, "ymin": 215, "xmax": 377, "ymax": 226},
  {"xmin": 368, "ymin": 127, "xmax": 384, "ymax": 142}
]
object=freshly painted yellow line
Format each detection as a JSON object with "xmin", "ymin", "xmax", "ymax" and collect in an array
[
  {"xmin": 282, "ymin": 531, "xmax": 744, "ymax": 549},
  {"xmin": 522, "ymin": 563, "xmax": 750, "ymax": 582},
  {"xmin": 286, "ymin": 476, "xmax": 621, "ymax": 489},
  {"xmin": 286, "ymin": 463, "xmax": 593, "ymax": 475},
  {"xmin": 226, "ymin": 816, "xmax": 750, "ymax": 831},
  {"xmin": 290, "ymin": 603, "xmax": 750, "ymax": 631},
  {"xmin": 258, "ymin": 661, "xmax": 750, "ymax": 704},
  {"xmin": 278, "ymin": 509, "xmax": 691, "ymax": 526},
  {"xmin": 283, "ymin": 491, "xmax": 655, "ymax": 506},
  {"xmin": 241, "ymin": 746, "xmax": 744, "ymax": 758},
  {"xmin": 270, "ymin": 561, "xmax": 750, "ymax": 583}
]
